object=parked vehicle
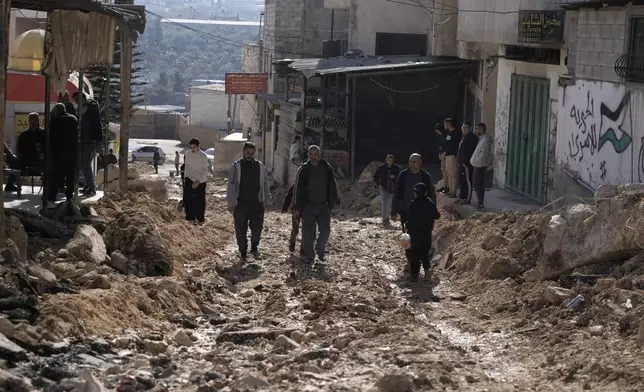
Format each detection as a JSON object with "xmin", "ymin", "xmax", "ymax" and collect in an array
[
  {"xmin": 131, "ymin": 146, "xmax": 166, "ymax": 164},
  {"xmin": 204, "ymin": 148, "xmax": 215, "ymax": 172}
]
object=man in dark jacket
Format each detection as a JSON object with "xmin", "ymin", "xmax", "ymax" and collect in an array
[
  {"xmin": 47, "ymin": 103, "xmax": 78, "ymax": 208},
  {"xmin": 293, "ymin": 145, "xmax": 339, "ymax": 262},
  {"xmin": 456, "ymin": 122, "xmax": 479, "ymax": 205},
  {"xmin": 282, "ymin": 159, "xmax": 308, "ymax": 252},
  {"xmin": 153, "ymin": 149, "xmax": 161, "ymax": 174},
  {"xmin": 435, "ymin": 123, "xmax": 448, "ymax": 193},
  {"xmin": 373, "ymin": 154, "xmax": 400, "ymax": 226},
  {"xmin": 80, "ymin": 100, "xmax": 103, "ymax": 196},
  {"xmin": 392, "ymin": 153, "xmax": 436, "ymax": 272},
  {"xmin": 406, "ymin": 183, "xmax": 440, "ymax": 281},
  {"xmin": 443, "ymin": 118, "xmax": 462, "ymax": 198},
  {"xmin": 17, "ymin": 113, "xmax": 46, "ymax": 175}
]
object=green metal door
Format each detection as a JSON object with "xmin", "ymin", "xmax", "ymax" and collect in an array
[{"xmin": 506, "ymin": 74, "xmax": 550, "ymax": 203}]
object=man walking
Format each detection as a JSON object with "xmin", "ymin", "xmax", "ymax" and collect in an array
[
  {"xmin": 153, "ymin": 149, "xmax": 161, "ymax": 174},
  {"xmin": 434, "ymin": 123, "xmax": 447, "ymax": 193},
  {"xmin": 470, "ymin": 123, "xmax": 493, "ymax": 210},
  {"xmin": 406, "ymin": 183, "xmax": 440, "ymax": 282},
  {"xmin": 227, "ymin": 142, "xmax": 271, "ymax": 259},
  {"xmin": 392, "ymin": 153, "xmax": 436, "ymax": 272},
  {"xmin": 456, "ymin": 122, "xmax": 478, "ymax": 205},
  {"xmin": 184, "ymin": 138, "xmax": 209, "ymax": 224},
  {"xmin": 442, "ymin": 118, "xmax": 461, "ymax": 198},
  {"xmin": 373, "ymin": 154, "xmax": 400, "ymax": 226},
  {"xmin": 47, "ymin": 103, "xmax": 78, "ymax": 209},
  {"xmin": 293, "ymin": 145, "xmax": 340, "ymax": 263},
  {"xmin": 80, "ymin": 100, "xmax": 103, "ymax": 197},
  {"xmin": 174, "ymin": 151, "xmax": 181, "ymax": 175}
]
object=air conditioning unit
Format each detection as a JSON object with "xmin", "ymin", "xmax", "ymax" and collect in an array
[{"xmin": 322, "ymin": 40, "xmax": 343, "ymax": 58}]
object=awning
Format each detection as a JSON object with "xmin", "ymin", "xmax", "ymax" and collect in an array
[{"xmin": 560, "ymin": 0, "xmax": 629, "ymax": 10}]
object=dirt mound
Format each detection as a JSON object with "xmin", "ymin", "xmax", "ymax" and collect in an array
[
  {"xmin": 339, "ymin": 161, "xmax": 383, "ymax": 215},
  {"xmin": 37, "ymin": 278, "xmax": 200, "ymax": 337}
]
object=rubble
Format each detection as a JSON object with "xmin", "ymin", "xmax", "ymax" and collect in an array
[{"xmin": 66, "ymin": 225, "xmax": 107, "ymax": 265}]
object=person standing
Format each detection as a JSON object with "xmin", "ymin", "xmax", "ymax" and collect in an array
[
  {"xmin": 442, "ymin": 118, "xmax": 461, "ymax": 198},
  {"xmin": 406, "ymin": 183, "xmax": 440, "ymax": 281},
  {"xmin": 16, "ymin": 112, "xmax": 46, "ymax": 174},
  {"xmin": 456, "ymin": 122, "xmax": 479, "ymax": 205},
  {"xmin": 47, "ymin": 103, "xmax": 78, "ymax": 209},
  {"xmin": 153, "ymin": 149, "xmax": 161, "ymax": 174},
  {"xmin": 373, "ymin": 154, "xmax": 400, "ymax": 226},
  {"xmin": 174, "ymin": 151, "xmax": 181, "ymax": 175},
  {"xmin": 227, "ymin": 142, "xmax": 271, "ymax": 259},
  {"xmin": 293, "ymin": 145, "xmax": 340, "ymax": 263},
  {"xmin": 183, "ymin": 138, "xmax": 209, "ymax": 224},
  {"xmin": 107, "ymin": 149, "xmax": 118, "ymax": 165},
  {"xmin": 470, "ymin": 123, "xmax": 494, "ymax": 210},
  {"xmin": 80, "ymin": 100, "xmax": 103, "ymax": 197},
  {"xmin": 391, "ymin": 153, "xmax": 436, "ymax": 272},
  {"xmin": 434, "ymin": 123, "xmax": 448, "ymax": 193}
]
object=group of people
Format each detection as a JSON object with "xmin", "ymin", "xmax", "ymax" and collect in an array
[{"xmin": 436, "ymin": 118, "xmax": 493, "ymax": 209}]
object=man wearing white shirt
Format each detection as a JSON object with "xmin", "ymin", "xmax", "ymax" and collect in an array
[{"xmin": 184, "ymin": 138, "xmax": 209, "ymax": 224}]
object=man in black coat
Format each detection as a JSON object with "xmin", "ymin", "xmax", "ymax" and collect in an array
[
  {"xmin": 457, "ymin": 121, "xmax": 479, "ymax": 205},
  {"xmin": 293, "ymin": 146, "xmax": 340, "ymax": 262},
  {"xmin": 406, "ymin": 183, "xmax": 440, "ymax": 281},
  {"xmin": 373, "ymin": 154, "xmax": 400, "ymax": 226},
  {"xmin": 47, "ymin": 103, "xmax": 78, "ymax": 208}
]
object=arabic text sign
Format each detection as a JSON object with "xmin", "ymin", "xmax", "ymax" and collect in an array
[
  {"xmin": 14, "ymin": 113, "xmax": 45, "ymax": 136},
  {"xmin": 517, "ymin": 10, "xmax": 564, "ymax": 44},
  {"xmin": 225, "ymin": 73, "xmax": 269, "ymax": 95}
]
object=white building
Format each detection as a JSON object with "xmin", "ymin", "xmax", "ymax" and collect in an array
[{"xmin": 189, "ymin": 83, "xmax": 239, "ymax": 130}]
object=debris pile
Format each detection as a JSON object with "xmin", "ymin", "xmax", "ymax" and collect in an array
[{"xmin": 338, "ymin": 161, "xmax": 382, "ymax": 215}]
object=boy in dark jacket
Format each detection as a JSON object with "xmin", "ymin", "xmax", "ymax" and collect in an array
[{"xmin": 406, "ymin": 183, "xmax": 440, "ymax": 281}]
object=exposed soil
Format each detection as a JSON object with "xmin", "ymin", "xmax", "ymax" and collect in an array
[{"xmin": 1, "ymin": 167, "xmax": 643, "ymax": 391}]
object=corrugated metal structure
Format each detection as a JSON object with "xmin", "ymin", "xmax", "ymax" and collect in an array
[{"xmin": 506, "ymin": 74, "xmax": 550, "ymax": 203}]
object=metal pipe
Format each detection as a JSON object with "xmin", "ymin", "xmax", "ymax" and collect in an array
[
  {"xmin": 330, "ymin": 9, "xmax": 334, "ymax": 40},
  {"xmin": 42, "ymin": 74, "xmax": 51, "ymax": 214},
  {"xmin": 350, "ymin": 78, "xmax": 356, "ymax": 179},
  {"xmin": 320, "ymin": 75, "xmax": 326, "ymax": 155}
]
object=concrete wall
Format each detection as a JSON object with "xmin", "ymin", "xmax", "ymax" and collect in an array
[
  {"xmin": 574, "ymin": 8, "xmax": 627, "ymax": 82},
  {"xmin": 457, "ymin": 0, "xmax": 586, "ymax": 46},
  {"xmin": 348, "ymin": 0, "xmax": 430, "ymax": 55},
  {"xmin": 264, "ymin": 0, "xmax": 349, "ymax": 61},
  {"xmin": 189, "ymin": 87, "xmax": 236, "ymax": 130},
  {"xmin": 213, "ymin": 139, "xmax": 248, "ymax": 172},
  {"xmin": 179, "ymin": 124, "xmax": 225, "ymax": 149},
  {"xmin": 493, "ymin": 57, "xmax": 567, "ymax": 191},
  {"xmin": 239, "ymin": 43, "xmax": 261, "ymax": 137},
  {"xmin": 554, "ymin": 80, "xmax": 644, "ymax": 197}
]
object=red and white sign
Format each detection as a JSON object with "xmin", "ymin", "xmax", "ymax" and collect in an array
[{"xmin": 225, "ymin": 73, "xmax": 269, "ymax": 95}]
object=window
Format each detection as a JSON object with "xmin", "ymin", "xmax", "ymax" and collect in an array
[
  {"xmin": 629, "ymin": 17, "xmax": 644, "ymax": 55},
  {"xmin": 375, "ymin": 33, "xmax": 427, "ymax": 56}
]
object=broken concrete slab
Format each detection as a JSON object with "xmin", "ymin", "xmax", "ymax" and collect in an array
[{"xmin": 67, "ymin": 225, "xmax": 107, "ymax": 265}]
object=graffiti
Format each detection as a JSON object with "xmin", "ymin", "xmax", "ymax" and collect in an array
[
  {"xmin": 568, "ymin": 91, "xmax": 632, "ymax": 162},
  {"xmin": 600, "ymin": 160, "xmax": 607, "ymax": 181}
]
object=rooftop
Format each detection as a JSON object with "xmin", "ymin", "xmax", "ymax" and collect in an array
[
  {"xmin": 277, "ymin": 56, "xmax": 473, "ymax": 78},
  {"xmin": 191, "ymin": 83, "xmax": 226, "ymax": 92}
]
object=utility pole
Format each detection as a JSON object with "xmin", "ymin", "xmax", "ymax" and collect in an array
[
  {"xmin": 0, "ymin": 0, "xmax": 11, "ymax": 248},
  {"xmin": 117, "ymin": 0, "xmax": 134, "ymax": 190},
  {"xmin": 227, "ymin": 94, "xmax": 232, "ymax": 133}
]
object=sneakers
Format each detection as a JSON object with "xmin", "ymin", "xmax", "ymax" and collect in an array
[
  {"xmin": 382, "ymin": 218, "xmax": 390, "ymax": 227},
  {"xmin": 409, "ymin": 274, "xmax": 419, "ymax": 282},
  {"xmin": 474, "ymin": 204, "xmax": 484, "ymax": 210},
  {"xmin": 251, "ymin": 248, "xmax": 260, "ymax": 258},
  {"xmin": 240, "ymin": 249, "xmax": 247, "ymax": 260},
  {"xmin": 317, "ymin": 253, "xmax": 326, "ymax": 262},
  {"xmin": 424, "ymin": 268, "xmax": 433, "ymax": 281}
]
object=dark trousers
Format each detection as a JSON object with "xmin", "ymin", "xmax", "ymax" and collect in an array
[
  {"xmin": 153, "ymin": 161, "xmax": 159, "ymax": 173},
  {"xmin": 300, "ymin": 203, "xmax": 331, "ymax": 260},
  {"xmin": 473, "ymin": 167, "xmax": 486, "ymax": 206},
  {"xmin": 410, "ymin": 237, "xmax": 431, "ymax": 277},
  {"xmin": 290, "ymin": 214, "xmax": 301, "ymax": 246},
  {"xmin": 233, "ymin": 201, "xmax": 265, "ymax": 251},
  {"xmin": 48, "ymin": 157, "xmax": 75, "ymax": 202},
  {"xmin": 184, "ymin": 178, "xmax": 206, "ymax": 222},
  {"xmin": 400, "ymin": 210, "xmax": 412, "ymax": 266},
  {"xmin": 81, "ymin": 145, "xmax": 96, "ymax": 191},
  {"xmin": 459, "ymin": 164, "xmax": 474, "ymax": 201}
]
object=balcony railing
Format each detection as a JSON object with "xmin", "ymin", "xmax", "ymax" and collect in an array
[{"xmin": 614, "ymin": 54, "xmax": 644, "ymax": 82}]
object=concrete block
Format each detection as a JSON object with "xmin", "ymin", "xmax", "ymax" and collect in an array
[
  {"xmin": 602, "ymin": 67, "xmax": 619, "ymax": 83},
  {"xmin": 578, "ymin": 9, "xmax": 587, "ymax": 24},
  {"xmin": 578, "ymin": 50, "xmax": 589, "ymax": 65},
  {"xmin": 600, "ymin": 25, "xmax": 611, "ymax": 38},
  {"xmin": 612, "ymin": 38, "xmax": 625, "ymax": 53},
  {"xmin": 587, "ymin": 10, "xmax": 597, "ymax": 24},
  {"xmin": 588, "ymin": 51, "xmax": 599, "ymax": 66},
  {"xmin": 597, "ymin": 52, "xmax": 608, "ymax": 67},
  {"xmin": 610, "ymin": 25, "xmax": 625, "ymax": 40},
  {"xmin": 589, "ymin": 25, "xmax": 601, "ymax": 38},
  {"xmin": 578, "ymin": 23, "xmax": 589, "ymax": 38}
]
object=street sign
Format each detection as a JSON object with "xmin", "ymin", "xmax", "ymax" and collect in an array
[
  {"xmin": 517, "ymin": 10, "xmax": 565, "ymax": 44},
  {"xmin": 224, "ymin": 73, "xmax": 269, "ymax": 95}
]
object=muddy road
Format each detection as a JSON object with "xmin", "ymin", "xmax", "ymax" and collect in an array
[{"xmin": 3, "ymin": 173, "xmax": 643, "ymax": 391}]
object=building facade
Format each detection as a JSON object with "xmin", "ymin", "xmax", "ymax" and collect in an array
[{"xmin": 189, "ymin": 83, "xmax": 239, "ymax": 131}]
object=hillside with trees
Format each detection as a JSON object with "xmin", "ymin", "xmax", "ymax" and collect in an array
[{"xmin": 135, "ymin": 14, "xmax": 258, "ymax": 106}]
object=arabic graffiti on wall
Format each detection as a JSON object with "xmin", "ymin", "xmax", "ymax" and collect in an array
[{"xmin": 558, "ymin": 80, "xmax": 644, "ymax": 188}]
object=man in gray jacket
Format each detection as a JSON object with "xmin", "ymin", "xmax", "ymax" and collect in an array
[
  {"xmin": 227, "ymin": 142, "xmax": 271, "ymax": 259},
  {"xmin": 470, "ymin": 123, "xmax": 493, "ymax": 210}
]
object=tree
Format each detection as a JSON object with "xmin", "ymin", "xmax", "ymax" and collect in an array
[
  {"xmin": 173, "ymin": 72, "xmax": 184, "ymax": 92},
  {"xmin": 158, "ymin": 72, "xmax": 168, "ymax": 87}
]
